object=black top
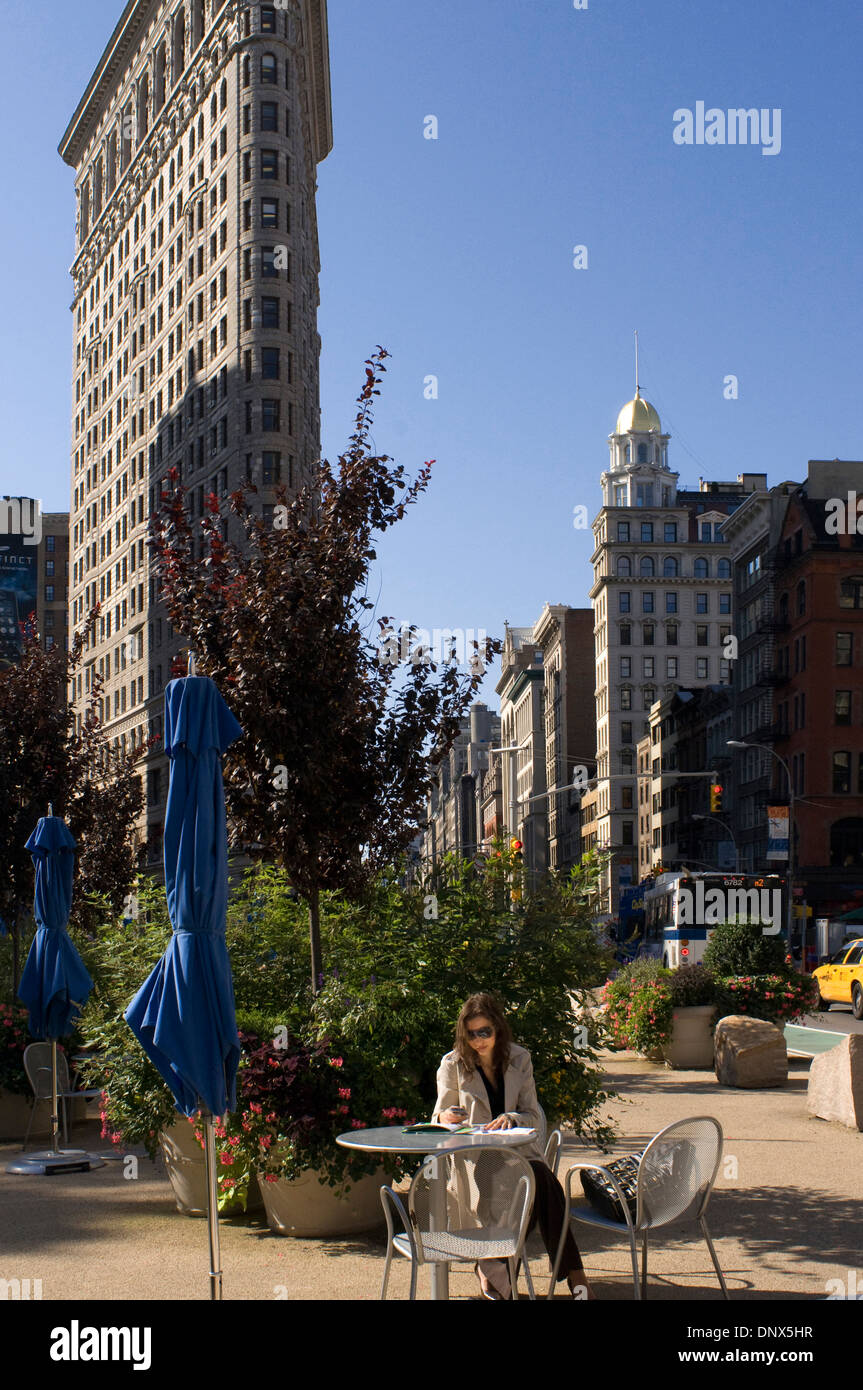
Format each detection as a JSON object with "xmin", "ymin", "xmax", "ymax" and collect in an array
[{"xmin": 476, "ymin": 1064, "xmax": 506, "ymax": 1121}]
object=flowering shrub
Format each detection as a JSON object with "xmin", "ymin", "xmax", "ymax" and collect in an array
[
  {"xmin": 0, "ymin": 1006, "xmax": 33, "ymax": 1095},
  {"xmin": 714, "ymin": 972, "xmax": 818, "ymax": 1027},
  {"xmin": 601, "ymin": 960, "xmax": 674, "ymax": 1052}
]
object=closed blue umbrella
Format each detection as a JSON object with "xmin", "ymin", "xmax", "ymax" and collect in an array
[
  {"xmin": 126, "ymin": 673, "xmax": 242, "ymax": 1298},
  {"xmin": 11, "ymin": 813, "xmax": 102, "ymax": 1173}
]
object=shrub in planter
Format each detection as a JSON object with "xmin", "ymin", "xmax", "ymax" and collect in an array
[
  {"xmin": 0, "ymin": 1005, "xmax": 33, "ymax": 1096},
  {"xmin": 669, "ymin": 964, "xmax": 717, "ymax": 1009},
  {"xmin": 702, "ymin": 919, "xmax": 789, "ymax": 977},
  {"xmin": 713, "ymin": 972, "xmax": 818, "ymax": 1027},
  {"xmin": 601, "ymin": 959, "xmax": 674, "ymax": 1053}
]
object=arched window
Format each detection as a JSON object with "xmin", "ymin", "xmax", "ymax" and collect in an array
[
  {"xmin": 717, "ymin": 558, "xmax": 731, "ymax": 578},
  {"xmin": 138, "ymin": 72, "xmax": 150, "ymax": 139},
  {"xmin": 242, "ymin": 55, "xmax": 251, "ymax": 88},
  {"xmin": 172, "ymin": 10, "xmax": 186, "ymax": 84},
  {"xmin": 616, "ymin": 556, "xmax": 632, "ymax": 577},
  {"xmin": 121, "ymin": 102, "xmax": 134, "ymax": 167},
  {"xmin": 198, "ymin": 114, "xmax": 204, "ymax": 141},
  {"xmin": 191, "ymin": 0, "xmax": 205, "ymax": 50},
  {"xmin": 663, "ymin": 556, "xmax": 679, "ymax": 577},
  {"xmin": 640, "ymin": 556, "xmax": 655, "ymax": 578},
  {"xmin": 261, "ymin": 52, "xmax": 277, "ymax": 83},
  {"xmin": 625, "ymin": 445, "xmax": 631, "ymax": 463},
  {"xmin": 830, "ymin": 818, "xmax": 863, "ymax": 867},
  {"xmin": 106, "ymin": 133, "xmax": 117, "ymax": 196},
  {"xmin": 92, "ymin": 156, "xmax": 103, "ymax": 219},
  {"xmin": 694, "ymin": 557, "xmax": 709, "ymax": 579},
  {"xmin": 189, "ymin": 126, "xmax": 196, "ymax": 156},
  {"xmin": 220, "ymin": 79, "xmax": 228, "ymax": 111},
  {"xmin": 154, "ymin": 43, "xmax": 166, "ymax": 112},
  {"xmin": 637, "ymin": 443, "xmax": 650, "ymax": 463},
  {"xmin": 80, "ymin": 178, "xmax": 90, "ymax": 242},
  {"xmin": 797, "ymin": 579, "xmax": 806, "ymax": 615},
  {"xmin": 210, "ymin": 94, "xmax": 218, "ymax": 125}
]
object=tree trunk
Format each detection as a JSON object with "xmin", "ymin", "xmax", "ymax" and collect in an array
[{"xmin": 308, "ymin": 883, "xmax": 323, "ymax": 996}]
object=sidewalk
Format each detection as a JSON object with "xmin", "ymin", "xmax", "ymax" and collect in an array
[{"xmin": 0, "ymin": 1050, "xmax": 857, "ymax": 1300}]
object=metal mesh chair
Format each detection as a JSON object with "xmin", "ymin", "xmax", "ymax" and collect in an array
[
  {"xmin": 549, "ymin": 1116, "xmax": 729, "ymax": 1300},
  {"xmin": 379, "ymin": 1145, "xmax": 537, "ymax": 1300},
  {"xmin": 521, "ymin": 1129, "xmax": 563, "ymax": 1290},
  {"xmin": 22, "ymin": 1043, "xmax": 101, "ymax": 1150}
]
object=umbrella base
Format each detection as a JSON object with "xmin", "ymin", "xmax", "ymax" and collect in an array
[{"xmin": 6, "ymin": 1149, "xmax": 107, "ymax": 1176}]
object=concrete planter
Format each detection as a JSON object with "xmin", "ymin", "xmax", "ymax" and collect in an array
[
  {"xmin": 158, "ymin": 1122, "xmax": 263, "ymax": 1217},
  {"xmin": 259, "ymin": 1165, "xmax": 386, "ymax": 1238},
  {"xmin": 662, "ymin": 1005, "xmax": 717, "ymax": 1069}
]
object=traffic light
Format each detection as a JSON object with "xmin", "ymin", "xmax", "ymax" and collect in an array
[
  {"xmin": 709, "ymin": 783, "xmax": 723, "ymax": 813},
  {"xmin": 509, "ymin": 838, "xmax": 523, "ymax": 853}
]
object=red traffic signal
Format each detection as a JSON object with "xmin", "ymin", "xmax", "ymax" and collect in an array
[
  {"xmin": 510, "ymin": 838, "xmax": 523, "ymax": 852},
  {"xmin": 709, "ymin": 784, "xmax": 724, "ymax": 813}
]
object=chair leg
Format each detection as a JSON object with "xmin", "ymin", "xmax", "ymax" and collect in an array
[
  {"xmin": 380, "ymin": 1246, "xmax": 393, "ymax": 1301},
  {"xmin": 641, "ymin": 1233, "xmax": 649, "ymax": 1300},
  {"xmin": 61, "ymin": 1096, "xmax": 69, "ymax": 1147},
  {"xmin": 22, "ymin": 1097, "xmax": 36, "ymax": 1153},
  {"xmin": 628, "ymin": 1229, "xmax": 641, "ymax": 1300},
  {"xmin": 408, "ymin": 1258, "xmax": 417, "ymax": 1302},
  {"xmin": 700, "ymin": 1217, "xmax": 730, "ymax": 1301},
  {"xmin": 521, "ymin": 1254, "xmax": 536, "ymax": 1301},
  {"xmin": 508, "ymin": 1257, "xmax": 517, "ymax": 1300}
]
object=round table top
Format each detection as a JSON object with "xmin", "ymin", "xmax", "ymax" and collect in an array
[{"xmin": 336, "ymin": 1125, "xmax": 537, "ymax": 1155}]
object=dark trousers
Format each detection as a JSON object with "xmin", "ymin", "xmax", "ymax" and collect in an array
[{"xmin": 527, "ymin": 1160, "xmax": 583, "ymax": 1281}]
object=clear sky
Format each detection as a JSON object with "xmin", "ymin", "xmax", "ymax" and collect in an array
[{"xmin": 2, "ymin": 0, "xmax": 862, "ymax": 705}]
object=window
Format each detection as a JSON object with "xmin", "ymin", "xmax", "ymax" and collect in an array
[
  {"xmin": 262, "ymin": 347, "xmax": 280, "ymax": 379},
  {"xmin": 643, "ymin": 687, "xmax": 655, "ymax": 708},
  {"xmin": 642, "ymin": 592, "xmax": 654, "ymax": 613},
  {"xmin": 261, "ymin": 150, "xmax": 278, "ymax": 179},
  {"xmin": 718, "ymin": 558, "xmax": 731, "ymax": 578},
  {"xmin": 696, "ymin": 625, "xmax": 708, "ymax": 646},
  {"xmin": 639, "ymin": 556, "xmax": 655, "ymax": 578},
  {"xmin": 696, "ymin": 593, "xmax": 708, "ymax": 614},
  {"xmin": 621, "ymin": 787, "xmax": 634, "ymax": 810},
  {"xmin": 617, "ymin": 522, "xmax": 630, "ymax": 542},
  {"xmin": 261, "ymin": 296, "xmax": 279, "ymax": 327},
  {"xmin": 835, "ymin": 690, "xmax": 852, "ymax": 725},
  {"xmin": 262, "ymin": 399, "xmax": 280, "ymax": 431},
  {"xmin": 641, "ymin": 522, "xmax": 653, "ymax": 543},
  {"xmin": 797, "ymin": 580, "xmax": 806, "ymax": 615},
  {"xmin": 616, "ymin": 556, "xmax": 631, "ymax": 577},
  {"xmin": 261, "ymin": 199, "xmax": 279, "ymax": 227},
  {"xmin": 261, "ymin": 100, "xmax": 278, "ymax": 131},
  {"xmin": 833, "ymin": 752, "xmax": 852, "ymax": 795},
  {"xmin": 619, "ymin": 592, "xmax": 631, "ymax": 613},
  {"xmin": 664, "ymin": 522, "xmax": 677, "ymax": 543},
  {"xmin": 665, "ymin": 593, "xmax": 677, "ymax": 614},
  {"xmin": 261, "ymin": 5, "xmax": 277, "ymax": 31},
  {"xmin": 697, "ymin": 658, "xmax": 709, "ymax": 680},
  {"xmin": 620, "ymin": 688, "xmax": 632, "ymax": 710},
  {"xmin": 621, "ymin": 722, "xmax": 632, "ymax": 744},
  {"xmin": 620, "ymin": 625, "xmax": 631, "ymax": 645},
  {"xmin": 643, "ymin": 625, "xmax": 655, "ymax": 646},
  {"xmin": 635, "ymin": 483, "xmax": 654, "ymax": 507},
  {"xmin": 45, "ymin": 584, "xmax": 54, "ymax": 601},
  {"xmin": 663, "ymin": 556, "xmax": 679, "ymax": 577},
  {"xmin": 694, "ymin": 557, "xmax": 709, "ymax": 579},
  {"xmin": 622, "ymin": 821, "xmax": 634, "ymax": 845},
  {"xmin": 46, "ymin": 535, "xmax": 56, "ymax": 552},
  {"xmin": 700, "ymin": 523, "xmax": 713, "ymax": 542},
  {"xmin": 620, "ymin": 657, "xmax": 631, "ymax": 678},
  {"xmin": 262, "ymin": 451, "xmax": 281, "ymax": 483},
  {"xmin": 262, "ymin": 247, "xmax": 278, "ymax": 277},
  {"xmin": 666, "ymin": 624, "xmax": 678, "ymax": 645},
  {"xmin": 840, "ymin": 578, "xmax": 863, "ymax": 609},
  {"xmin": 719, "ymin": 594, "xmax": 731, "ymax": 614},
  {"xmin": 643, "ymin": 657, "xmax": 654, "ymax": 678},
  {"xmin": 836, "ymin": 632, "xmax": 853, "ymax": 666},
  {"xmin": 261, "ymin": 53, "xmax": 277, "ymax": 83},
  {"xmin": 614, "ymin": 485, "xmax": 627, "ymax": 506},
  {"xmin": 666, "ymin": 657, "xmax": 678, "ymax": 677}
]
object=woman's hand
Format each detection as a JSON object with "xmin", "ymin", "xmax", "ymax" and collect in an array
[
  {"xmin": 483, "ymin": 1115, "xmax": 515, "ymax": 1131},
  {"xmin": 440, "ymin": 1107, "xmax": 468, "ymax": 1125}
]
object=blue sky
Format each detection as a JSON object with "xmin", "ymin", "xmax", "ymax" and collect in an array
[{"xmin": 2, "ymin": 0, "xmax": 862, "ymax": 704}]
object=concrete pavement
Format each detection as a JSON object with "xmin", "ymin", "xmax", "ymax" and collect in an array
[{"xmin": 1, "ymin": 1048, "xmax": 859, "ymax": 1301}]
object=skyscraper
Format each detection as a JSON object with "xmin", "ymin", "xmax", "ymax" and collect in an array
[{"xmin": 59, "ymin": 0, "xmax": 332, "ymax": 862}]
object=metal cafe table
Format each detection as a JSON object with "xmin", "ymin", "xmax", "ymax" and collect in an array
[{"xmin": 337, "ymin": 1124, "xmax": 537, "ymax": 1300}]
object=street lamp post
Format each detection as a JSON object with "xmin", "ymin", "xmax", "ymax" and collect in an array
[
  {"xmin": 692, "ymin": 813, "xmax": 740, "ymax": 872},
  {"xmin": 727, "ymin": 740, "xmax": 796, "ymax": 962}
]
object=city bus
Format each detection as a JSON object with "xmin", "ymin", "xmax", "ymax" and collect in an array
[{"xmin": 641, "ymin": 870, "xmax": 788, "ymax": 968}]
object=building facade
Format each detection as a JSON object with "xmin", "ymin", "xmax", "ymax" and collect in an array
[
  {"xmin": 496, "ymin": 625, "xmax": 547, "ymax": 886},
  {"xmin": 532, "ymin": 604, "xmax": 596, "ymax": 876},
  {"xmin": 59, "ymin": 0, "xmax": 332, "ymax": 860},
  {"xmin": 590, "ymin": 386, "xmax": 762, "ymax": 911}
]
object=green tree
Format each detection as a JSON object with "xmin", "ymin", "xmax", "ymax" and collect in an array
[{"xmin": 702, "ymin": 918, "xmax": 789, "ymax": 977}]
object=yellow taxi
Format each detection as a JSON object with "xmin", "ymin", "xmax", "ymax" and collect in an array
[{"xmin": 813, "ymin": 939, "xmax": 863, "ymax": 1019}]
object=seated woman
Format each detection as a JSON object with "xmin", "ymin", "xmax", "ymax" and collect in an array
[{"xmin": 433, "ymin": 991, "xmax": 594, "ymax": 1301}]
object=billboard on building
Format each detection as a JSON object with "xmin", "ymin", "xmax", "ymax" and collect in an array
[
  {"xmin": 0, "ymin": 532, "xmax": 38, "ymax": 671},
  {"xmin": 766, "ymin": 806, "xmax": 789, "ymax": 861}
]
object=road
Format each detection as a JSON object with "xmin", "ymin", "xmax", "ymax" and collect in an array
[{"xmin": 800, "ymin": 1006, "xmax": 863, "ymax": 1035}]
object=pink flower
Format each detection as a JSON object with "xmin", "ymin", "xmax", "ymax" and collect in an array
[
  {"xmin": 220, "ymin": 1154, "xmax": 234, "ymax": 1166},
  {"xmin": 338, "ymin": 1087, "xmax": 351, "ymax": 1100},
  {"xmin": 328, "ymin": 1057, "xmax": 344, "ymax": 1068},
  {"xmin": 249, "ymin": 1102, "xmax": 262, "ymax": 1115},
  {"xmin": 350, "ymin": 1119, "xmax": 365, "ymax": 1129},
  {"xmin": 263, "ymin": 1174, "xmax": 279, "ymax": 1183}
]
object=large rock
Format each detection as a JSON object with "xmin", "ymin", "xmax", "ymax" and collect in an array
[
  {"xmin": 714, "ymin": 1015, "xmax": 788, "ymax": 1088},
  {"xmin": 807, "ymin": 1034, "xmax": 863, "ymax": 1130}
]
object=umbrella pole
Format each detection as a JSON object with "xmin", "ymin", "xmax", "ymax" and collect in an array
[
  {"xmin": 203, "ymin": 1109, "xmax": 222, "ymax": 1300},
  {"xmin": 51, "ymin": 1040, "xmax": 60, "ymax": 1155}
]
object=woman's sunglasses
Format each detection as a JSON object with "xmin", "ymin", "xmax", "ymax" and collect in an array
[{"xmin": 467, "ymin": 1026, "xmax": 494, "ymax": 1039}]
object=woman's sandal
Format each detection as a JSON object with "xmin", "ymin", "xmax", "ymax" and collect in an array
[{"xmin": 475, "ymin": 1260, "xmax": 512, "ymax": 1300}]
